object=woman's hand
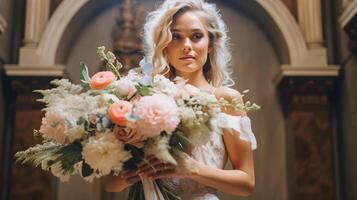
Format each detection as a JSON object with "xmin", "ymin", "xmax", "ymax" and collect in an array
[
  {"xmin": 103, "ymin": 170, "xmax": 141, "ymax": 192},
  {"xmin": 137, "ymin": 154, "xmax": 201, "ymax": 180}
]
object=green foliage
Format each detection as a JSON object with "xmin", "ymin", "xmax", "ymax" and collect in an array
[
  {"xmin": 80, "ymin": 62, "xmax": 91, "ymax": 88},
  {"xmin": 128, "ymin": 181, "xmax": 145, "ymax": 200},
  {"xmin": 156, "ymin": 179, "xmax": 181, "ymax": 200},
  {"xmin": 15, "ymin": 142, "xmax": 62, "ymax": 167},
  {"xmin": 122, "ymin": 144, "xmax": 144, "ymax": 171},
  {"xmin": 81, "ymin": 162, "xmax": 94, "ymax": 177},
  {"xmin": 136, "ymin": 85, "xmax": 152, "ymax": 96},
  {"xmin": 96, "ymin": 46, "xmax": 122, "ymax": 78},
  {"xmin": 53, "ymin": 141, "xmax": 83, "ymax": 172},
  {"xmin": 169, "ymin": 131, "xmax": 191, "ymax": 152}
]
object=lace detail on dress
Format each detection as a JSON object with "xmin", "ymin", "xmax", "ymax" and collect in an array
[
  {"xmin": 212, "ymin": 113, "xmax": 257, "ymax": 150},
  {"xmin": 155, "ymin": 115, "xmax": 257, "ymax": 200},
  {"xmin": 163, "ymin": 130, "xmax": 227, "ymax": 200}
]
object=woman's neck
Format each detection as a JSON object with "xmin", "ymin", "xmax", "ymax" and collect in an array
[{"xmin": 176, "ymin": 69, "xmax": 214, "ymax": 91}]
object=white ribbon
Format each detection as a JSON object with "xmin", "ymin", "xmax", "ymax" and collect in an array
[{"xmin": 142, "ymin": 178, "xmax": 165, "ymax": 200}]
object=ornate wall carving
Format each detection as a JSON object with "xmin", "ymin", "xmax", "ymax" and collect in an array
[
  {"xmin": 278, "ymin": 76, "xmax": 338, "ymax": 200},
  {"xmin": 101, "ymin": 0, "xmax": 145, "ymax": 74}
]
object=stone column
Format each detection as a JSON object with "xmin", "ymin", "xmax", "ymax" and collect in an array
[
  {"xmin": 0, "ymin": 14, "xmax": 7, "ymax": 35},
  {"xmin": 342, "ymin": 0, "xmax": 352, "ymax": 9},
  {"xmin": 24, "ymin": 0, "xmax": 50, "ymax": 47},
  {"xmin": 297, "ymin": 0, "xmax": 324, "ymax": 48},
  {"xmin": 275, "ymin": 66, "xmax": 340, "ymax": 200}
]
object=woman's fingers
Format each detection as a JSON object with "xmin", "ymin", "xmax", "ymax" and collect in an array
[
  {"xmin": 138, "ymin": 159, "xmax": 162, "ymax": 173},
  {"xmin": 145, "ymin": 163, "xmax": 175, "ymax": 177},
  {"xmin": 138, "ymin": 162, "xmax": 175, "ymax": 177},
  {"xmin": 149, "ymin": 168, "xmax": 177, "ymax": 180},
  {"xmin": 126, "ymin": 175, "xmax": 141, "ymax": 184}
]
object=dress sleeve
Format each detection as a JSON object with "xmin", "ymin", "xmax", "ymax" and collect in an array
[{"xmin": 214, "ymin": 113, "xmax": 257, "ymax": 150}]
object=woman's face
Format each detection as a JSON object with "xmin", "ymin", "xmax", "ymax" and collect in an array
[{"xmin": 165, "ymin": 11, "xmax": 211, "ymax": 76}]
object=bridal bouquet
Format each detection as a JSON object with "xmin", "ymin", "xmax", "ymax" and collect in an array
[{"xmin": 15, "ymin": 46, "xmax": 259, "ymax": 198}]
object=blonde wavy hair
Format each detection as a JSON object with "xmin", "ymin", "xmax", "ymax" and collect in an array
[{"xmin": 143, "ymin": 0, "xmax": 234, "ymax": 87}]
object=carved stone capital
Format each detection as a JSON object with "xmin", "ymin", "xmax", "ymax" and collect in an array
[
  {"xmin": 275, "ymin": 66, "xmax": 340, "ymax": 112},
  {"xmin": 4, "ymin": 64, "xmax": 66, "ymax": 109}
]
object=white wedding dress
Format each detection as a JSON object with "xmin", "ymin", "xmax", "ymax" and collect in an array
[{"xmin": 142, "ymin": 113, "xmax": 257, "ymax": 200}]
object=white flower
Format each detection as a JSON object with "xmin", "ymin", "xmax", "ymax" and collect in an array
[
  {"xmin": 111, "ymin": 75, "xmax": 138, "ymax": 98},
  {"xmin": 179, "ymin": 107, "xmax": 196, "ymax": 121},
  {"xmin": 39, "ymin": 110, "xmax": 67, "ymax": 144},
  {"xmin": 145, "ymin": 135, "xmax": 177, "ymax": 165},
  {"xmin": 65, "ymin": 125, "xmax": 85, "ymax": 143},
  {"xmin": 50, "ymin": 162, "xmax": 71, "ymax": 182},
  {"xmin": 76, "ymin": 161, "xmax": 101, "ymax": 182},
  {"xmin": 152, "ymin": 74, "xmax": 178, "ymax": 96},
  {"xmin": 97, "ymin": 93, "xmax": 120, "ymax": 106},
  {"xmin": 82, "ymin": 133, "xmax": 131, "ymax": 175}
]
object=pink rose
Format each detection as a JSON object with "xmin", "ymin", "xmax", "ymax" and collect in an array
[
  {"xmin": 113, "ymin": 126, "xmax": 146, "ymax": 148},
  {"xmin": 39, "ymin": 111, "xmax": 66, "ymax": 144},
  {"xmin": 134, "ymin": 94, "xmax": 180, "ymax": 137}
]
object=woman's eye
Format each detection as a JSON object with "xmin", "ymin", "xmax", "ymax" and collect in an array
[
  {"xmin": 172, "ymin": 34, "xmax": 181, "ymax": 40},
  {"xmin": 192, "ymin": 33, "xmax": 203, "ymax": 40}
]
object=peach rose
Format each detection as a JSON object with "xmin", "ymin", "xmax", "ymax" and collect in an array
[
  {"xmin": 108, "ymin": 100, "xmax": 133, "ymax": 126},
  {"xmin": 113, "ymin": 126, "xmax": 146, "ymax": 148},
  {"xmin": 90, "ymin": 71, "xmax": 116, "ymax": 90}
]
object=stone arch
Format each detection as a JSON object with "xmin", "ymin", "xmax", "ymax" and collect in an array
[{"xmin": 21, "ymin": 0, "xmax": 325, "ymax": 67}]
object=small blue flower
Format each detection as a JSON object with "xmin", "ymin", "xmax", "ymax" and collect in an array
[
  {"xmin": 139, "ymin": 75, "xmax": 152, "ymax": 86},
  {"xmin": 139, "ymin": 58, "xmax": 153, "ymax": 75}
]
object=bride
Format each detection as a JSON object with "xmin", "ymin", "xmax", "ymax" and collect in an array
[{"xmin": 104, "ymin": 0, "xmax": 256, "ymax": 199}]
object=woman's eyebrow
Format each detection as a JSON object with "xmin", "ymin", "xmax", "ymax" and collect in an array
[{"xmin": 171, "ymin": 28, "xmax": 204, "ymax": 32}]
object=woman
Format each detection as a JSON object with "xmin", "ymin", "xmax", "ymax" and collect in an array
[{"xmin": 104, "ymin": 0, "xmax": 256, "ymax": 199}]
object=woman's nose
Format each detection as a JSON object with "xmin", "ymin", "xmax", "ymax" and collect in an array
[{"xmin": 182, "ymin": 38, "xmax": 192, "ymax": 52}]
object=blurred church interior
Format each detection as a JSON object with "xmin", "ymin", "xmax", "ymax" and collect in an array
[{"xmin": 0, "ymin": 0, "xmax": 356, "ymax": 199}]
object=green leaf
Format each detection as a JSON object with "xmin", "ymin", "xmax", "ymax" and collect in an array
[
  {"xmin": 156, "ymin": 179, "xmax": 181, "ymax": 200},
  {"xmin": 54, "ymin": 141, "xmax": 83, "ymax": 172},
  {"xmin": 81, "ymin": 162, "xmax": 94, "ymax": 177},
  {"xmin": 122, "ymin": 144, "xmax": 144, "ymax": 171},
  {"xmin": 80, "ymin": 62, "xmax": 91, "ymax": 87},
  {"xmin": 77, "ymin": 116, "xmax": 86, "ymax": 125},
  {"xmin": 137, "ymin": 85, "xmax": 152, "ymax": 96},
  {"xmin": 170, "ymin": 131, "xmax": 191, "ymax": 152}
]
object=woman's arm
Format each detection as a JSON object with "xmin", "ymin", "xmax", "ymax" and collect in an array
[
  {"xmin": 189, "ymin": 87, "xmax": 255, "ymax": 196},
  {"xmin": 189, "ymin": 130, "xmax": 255, "ymax": 196}
]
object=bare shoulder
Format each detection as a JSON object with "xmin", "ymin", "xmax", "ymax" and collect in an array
[
  {"xmin": 214, "ymin": 86, "xmax": 245, "ymax": 115},
  {"xmin": 214, "ymin": 86, "xmax": 243, "ymax": 103}
]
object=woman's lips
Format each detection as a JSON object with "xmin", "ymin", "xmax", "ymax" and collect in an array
[{"xmin": 179, "ymin": 56, "xmax": 195, "ymax": 60}]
